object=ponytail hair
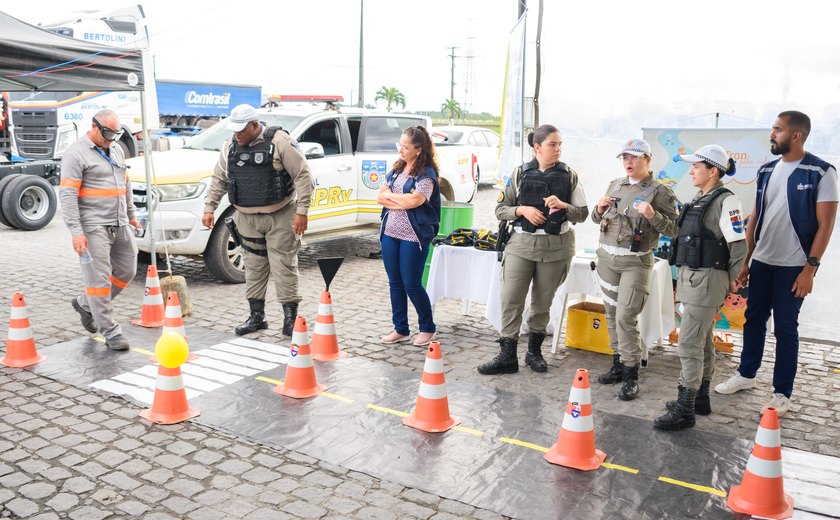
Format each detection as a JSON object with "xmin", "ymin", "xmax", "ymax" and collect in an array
[{"xmin": 704, "ymin": 158, "xmax": 737, "ymax": 178}]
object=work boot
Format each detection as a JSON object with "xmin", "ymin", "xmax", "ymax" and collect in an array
[
  {"xmin": 654, "ymin": 386, "xmax": 697, "ymax": 430},
  {"xmin": 598, "ymin": 354, "xmax": 624, "ymax": 384},
  {"xmin": 477, "ymin": 337, "xmax": 519, "ymax": 375},
  {"xmin": 281, "ymin": 302, "xmax": 298, "ymax": 337},
  {"xmin": 523, "ymin": 332, "xmax": 547, "ymax": 373},
  {"xmin": 618, "ymin": 364, "xmax": 639, "ymax": 401},
  {"xmin": 235, "ymin": 299, "xmax": 268, "ymax": 336},
  {"xmin": 71, "ymin": 298, "xmax": 97, "ymax": 333},
  {"xmin": 668, "ymin": 380, "xmax": 711, "ymax": 416},
  {"xmin": 105, "ymin": 334, "xmax": 130, "ymax": 351}
]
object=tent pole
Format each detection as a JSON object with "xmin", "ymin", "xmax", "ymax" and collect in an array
[{"xmin": 140, "ymin": 91, "xmax": 157, "ymax": 269}]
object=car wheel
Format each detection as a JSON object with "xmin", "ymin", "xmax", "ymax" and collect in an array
[
  {"xmin": 0, "ymin": 174, "xmax": 22, "ymax": 228},
  {"xmin": 204, "ymin": 214, "xmax": 245, "ymax": 283},
  {"xmin": 0, "ymin": 175, "xmax": 57, "ymax": 231}
]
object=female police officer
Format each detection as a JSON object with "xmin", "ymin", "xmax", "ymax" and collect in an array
[
  {"xmin": 478, "ymin": 124, "xmax": 588, "ymax": 375},
  {"xmin": 654, "ymin": 145, "xmax": 746, "ymax": 430},
  {"xmin": 592, "ymin": 139, "xmax": 678, "ymax": 400}
]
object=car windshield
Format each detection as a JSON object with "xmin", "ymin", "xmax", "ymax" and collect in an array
[{"xmin": 185, "ymin": 114, "xmax": 304, "ymax": 151}]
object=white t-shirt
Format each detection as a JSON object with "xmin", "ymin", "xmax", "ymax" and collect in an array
[{"xmin": 752, "ymin": 159, "xmax": 840, "ymax": 266}]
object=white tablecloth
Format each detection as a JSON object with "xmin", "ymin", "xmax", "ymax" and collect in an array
[{"xmin": 426, "ymin": 246, "xmax": 675, "ymax": 357}]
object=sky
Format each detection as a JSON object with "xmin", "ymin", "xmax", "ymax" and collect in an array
[{"xmin": 3, "ymin": 0, "xmax": 840, "ymax": 149}]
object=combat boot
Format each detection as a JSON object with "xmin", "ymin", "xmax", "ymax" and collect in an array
[
  {"xmin": 667, "ymin": 380, "xmax": 711, "ymax": 416},
  {"xmin": 654, "ymin": 386, "xmax": 697, "ymax": 430},
  {"xmin": 618, "ymin": 364, "xmax": 639, "ymax": 401},
  {"xmin": 523, "ymin": 332, "xmax": 547, "ymax": 373},
  {"xmin": 282, "ymin": 302, "xmax": 298, "ymax": 337},
  {"xmin": 477, "ymin": 337, "xmax": 518, "ymax": 375},
  {"xmin": 598, "ymin": 354, "xmax": 624, "ymax": 384},
  {"xmin": 235, "ymin": 299, "xmax": 268, "ymax": 336}
]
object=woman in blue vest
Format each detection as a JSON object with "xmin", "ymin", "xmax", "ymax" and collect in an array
[
  {"xmin": 377, "ymin": 125, "xmax": 442, "ymax": 347},
  {"xmin": 654, "ymin": 144, "xmax": 747, "ymax": 430}
]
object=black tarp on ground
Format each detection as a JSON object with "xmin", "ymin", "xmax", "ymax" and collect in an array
[
  {"xmin": 28, "ymin": 325, "xmax": 790, "ymax": 519},
  {"xmin": 0, "ymin": 10, "xmax": 144, "ymax": 92}
]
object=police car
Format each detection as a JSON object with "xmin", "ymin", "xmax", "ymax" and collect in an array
[{"xmin": 127, "ymin": 99, "xmax": 479, "ymax": 282}]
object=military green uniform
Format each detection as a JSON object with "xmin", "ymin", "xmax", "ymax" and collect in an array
[
  {"xmin": 496, "ymin": 161, "xmax": 589, "ymax": 339},
  {"xmin": 205, "ymin": 127, "xmax": 313, "ymax": 304},
  {"xmin": 674, "ymin": 182, "xmax": 747, "ymax": 391},
  {"xmin": 591, "ymin": 173, "xmax": 679, "ymax": 367}
]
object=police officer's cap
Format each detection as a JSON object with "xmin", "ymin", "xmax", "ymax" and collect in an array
[{"xmin": 227, "ymin": 104, "xmax": 259, "ymax": 132}]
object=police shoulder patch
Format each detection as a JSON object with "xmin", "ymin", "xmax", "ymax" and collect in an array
[{"xmin": 497, "ymin": 190, "xmax": 505, "ymax": 203}]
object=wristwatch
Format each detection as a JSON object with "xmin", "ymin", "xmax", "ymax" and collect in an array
[{"xmin": 806, "ymin": 256, "xmax": 821, "ymax": 267}]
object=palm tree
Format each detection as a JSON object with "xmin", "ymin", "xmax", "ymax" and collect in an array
[
  {"xmin": 440, "ymin": 98, "xmax": 462, "ymax": 124},
  {"xmin": 374, "ymin": 86, "xmax": 406, "ymax": 112}
]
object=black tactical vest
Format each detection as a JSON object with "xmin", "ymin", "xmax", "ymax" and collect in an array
[
  {"xmin": 227, "ymin": 127, "xmax": 293, "ymax": 207},
  {"xmin": 670, "ymin": 188, "xmax": 732, "ymax": 270},
  {"xmin": 514, "ymin": 161, "xmax": 573, "ymax": 234}
]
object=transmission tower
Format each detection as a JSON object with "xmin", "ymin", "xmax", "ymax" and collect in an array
[{"xmin": 463, "ymin": 35, "xmax": 476, "ymax": 115}]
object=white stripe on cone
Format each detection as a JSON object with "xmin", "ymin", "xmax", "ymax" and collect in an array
[
  {"xmin": 755, "ymin": 426, "xmax": 781, "ymax": 447},
  {"xmin": 287, "ymin": 350, "xmax": 313, "ymax": 369},
  {"xmin": 568, "ymin": 387, "xmax": 592, "ymax": 406},
  {"xmin": 144, "ymin": 293, "xmax": 164, "ymax": 305},
  {"xmin": 7, "ymin": 327, "xmax": 33, "ymax": 341},
  {"xmin": 146, "ymin": 276, "xmax": 161, "ymax": 288},
  {"xmin": 10, "ymin": 307, "xmax": 28, "ymax": 319},
  {"xmin": 292, "ymin": 331, "xmax": 308, "ymax": 345},
  {"xmin": 163, "ymin": 325, "xmax": 186, "ymax": 337},
  {"xmin": 156, "ymin": 374, "xmax": 185, "ymax": 391},
  {"xmin": 422, "ymin": 358, "xmax": 444, "ymax": 374},
  {"xmin": 562, "ymin": 413, "xmax": 594, "ymax": 433},
  {"xmin": 418, "ymin": 382, "xmax": 447, "ymax": 399},
  {"xmin": 313, "ymin": 322, "xmax": 335, "ymax": 335},
  {"xmin": 745, "ymin": 455, "xmax": 783, "ymax": 479},
  {"xmin": 317, "ymin": 303, "xmax": 332, "ymax": 315},
  {"xmin": 165, "ymin": 306, "xmax": 181, "ymax": 318}
]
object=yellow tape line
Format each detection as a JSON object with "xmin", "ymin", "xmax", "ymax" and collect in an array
[
  {"xmin": 92, "ymin": 336, "xmax": 106, "ymax": 344},
  {"xmin": 499, "ymin": 437, "xmax": 549, "ymax": 453},
  {"xmin": 131, "ymin": 348, "xmax": 155, "ymax": 357},
  {"xmin": 657, "ymin": 476, "xmax": 727, "ymax": 497},
  {"xmin": 601, "ymin": 462, "xmax": 639, "ymax": 474},
  {"xmin": 452, "ymin": 426, "xmax": 484, "ymax": 436},
  {"xmin": 319, "ymin": 391, "xmax": 355, "ymax": 403},
  {"xmin": 833, "ymin": 369, "xmax": 840, "ymax": 374},
  {"xmin": 255, "ymin": 376, "xmax": 283, "ymax": 386},
  {"xmin": 366, "ymin": 404, "xmax": 409, "ymax": 417}
]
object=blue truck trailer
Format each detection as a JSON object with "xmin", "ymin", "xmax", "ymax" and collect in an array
[{"xmin": 156, "ymin": 80, "xmax": 262, "ymax": 128}]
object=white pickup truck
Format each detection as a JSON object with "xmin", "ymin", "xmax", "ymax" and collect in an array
[{"xmin": 127, "ymin": 105, "xmax": 478, "ymax": 282}]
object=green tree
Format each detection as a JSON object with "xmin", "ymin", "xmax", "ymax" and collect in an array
[
  {"xmin": 440, "ymin": 98, "xmax": 462, "ymax": 121},
  {"xmin": 374, "ymin": 86, "xmax": 406, "ymax": 112}
]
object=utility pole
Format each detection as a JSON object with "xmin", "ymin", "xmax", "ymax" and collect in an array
[
  {"xmin": 357, "ymin": 0, "xmax": 365, "ymax": 108},
  {"xmin": 448, "ymin": 46, "xmax": 458, "ymax": 125}
]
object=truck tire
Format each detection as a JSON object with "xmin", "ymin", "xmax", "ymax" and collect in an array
[
  {"xmin": 204, "ymin": 214, "xmax": 246, "ymax": 283},
  {"xmin": 1, "ymin": 175, "xmax": 56, "ymax": 231},
  {"xmin": 0, "ymin": 174, "xmax": 22, "ymax": 228}
]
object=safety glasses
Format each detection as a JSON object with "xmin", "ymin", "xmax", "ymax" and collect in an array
[{"xmin": 93, "ymin": 118, "xmax": 124, "ymax": 142}]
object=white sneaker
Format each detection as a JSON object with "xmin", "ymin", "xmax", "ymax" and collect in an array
[
  {"xmin": 714, "ymin": 373, "xmax": 756, "ymax": 394},
  {"xmin": 764, "ymin": 393, "xmax": 791, "ymax": 417}
]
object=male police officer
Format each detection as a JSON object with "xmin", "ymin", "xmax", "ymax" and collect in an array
[
  {"xmin": 592, "ymin": 139, "xmax": 679, "ymax": 400},
  {"xmin": 203, "ymin": 104, "xmax": 313, "ymax": 337},
  {"xmin": 61, "ymin": 109, "xmax": 141, "ymax": 350}
]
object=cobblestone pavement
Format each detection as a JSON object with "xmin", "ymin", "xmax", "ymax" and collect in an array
[{"xmin": 1, "ymin": 185, "xmax": 839, "ymax": 518}]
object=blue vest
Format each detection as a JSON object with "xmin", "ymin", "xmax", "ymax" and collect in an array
[
  {"xmin": 754, "ymin": 152, "xmax": 833, "ymax": 256},
  {"xmin": 380, "ymin": 166, "xmax": 441, "ymax": 246}
]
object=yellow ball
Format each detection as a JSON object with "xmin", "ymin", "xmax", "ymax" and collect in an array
[{"xmin": 155, "ymin": 331, "xmax": 189, "ymax": 368}]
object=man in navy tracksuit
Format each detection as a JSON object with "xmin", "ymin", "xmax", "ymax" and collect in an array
[{"xmin": 714, "ymin": 111, "xmax": 838, "ymax": 416}]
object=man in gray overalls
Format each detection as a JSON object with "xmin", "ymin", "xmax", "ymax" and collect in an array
[{"xmin": 591, "ymin": 139, "xmax": 679, "ymax": 400}]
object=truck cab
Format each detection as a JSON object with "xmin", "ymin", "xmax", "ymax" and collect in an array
[{"xmin": 128, "ymin": 103, "xmax": 478, "ymax": 282}]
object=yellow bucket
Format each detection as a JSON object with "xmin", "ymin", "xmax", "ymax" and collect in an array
[{"xmin": 565, "ymin": 302, "xmax": 612, "ymax": 355}]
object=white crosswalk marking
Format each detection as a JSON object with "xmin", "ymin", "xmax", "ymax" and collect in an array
[{"xmin": 88, "ymin": 338, "xmax": 289, "ymax": 404}]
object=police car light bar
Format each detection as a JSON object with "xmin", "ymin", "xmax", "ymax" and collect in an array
[{"xmin": 268, "ymin": 95, "xmax": 344, "ymax": 103}]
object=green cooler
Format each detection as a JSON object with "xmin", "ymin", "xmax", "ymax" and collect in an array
[{"xmin": 422, "ymin": 201, "xmax": 474, "ymax": 287}]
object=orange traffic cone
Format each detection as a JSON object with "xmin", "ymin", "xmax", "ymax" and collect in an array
[
  {"xmin": 133, "ymin": 265, "xmax": 165, "ymax": 327},
  {"xmin": 140, "ymin": 332, "xmax": 199, "ymax": 424},
  {"xmin": 544, "ymin": 369, "xmax": 606, "ymax": 471},
  {"xmin": 2, "ymin": 292, "xmax": 45, "ymax": 368},
  {"xmin": 402, "ymin": 341, "xmax": 460, "ymax": 432},
  {"xmin": 311, "ymin": 291, "xmax": 344, "ymax": 362},
  {"xmin": 727, "ymin": 406, "xmax": 793, "ymax": 519},
  {"xmin": 273, "ymin": 317, "xmax": 324, "ymax": 398}
]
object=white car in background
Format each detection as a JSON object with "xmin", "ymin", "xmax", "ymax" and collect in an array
[{"xmin": 432, "ymin": 126, "xmax": 500, "ymax": 184}]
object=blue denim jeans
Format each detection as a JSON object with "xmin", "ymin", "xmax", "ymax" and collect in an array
[
  {"xmin": 738, "ymin": 260, "xmax": 805, "ymax": 397},
  {"xmin": 381, "ymin": 234, "xmax": 435, "ymax": 335}
]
